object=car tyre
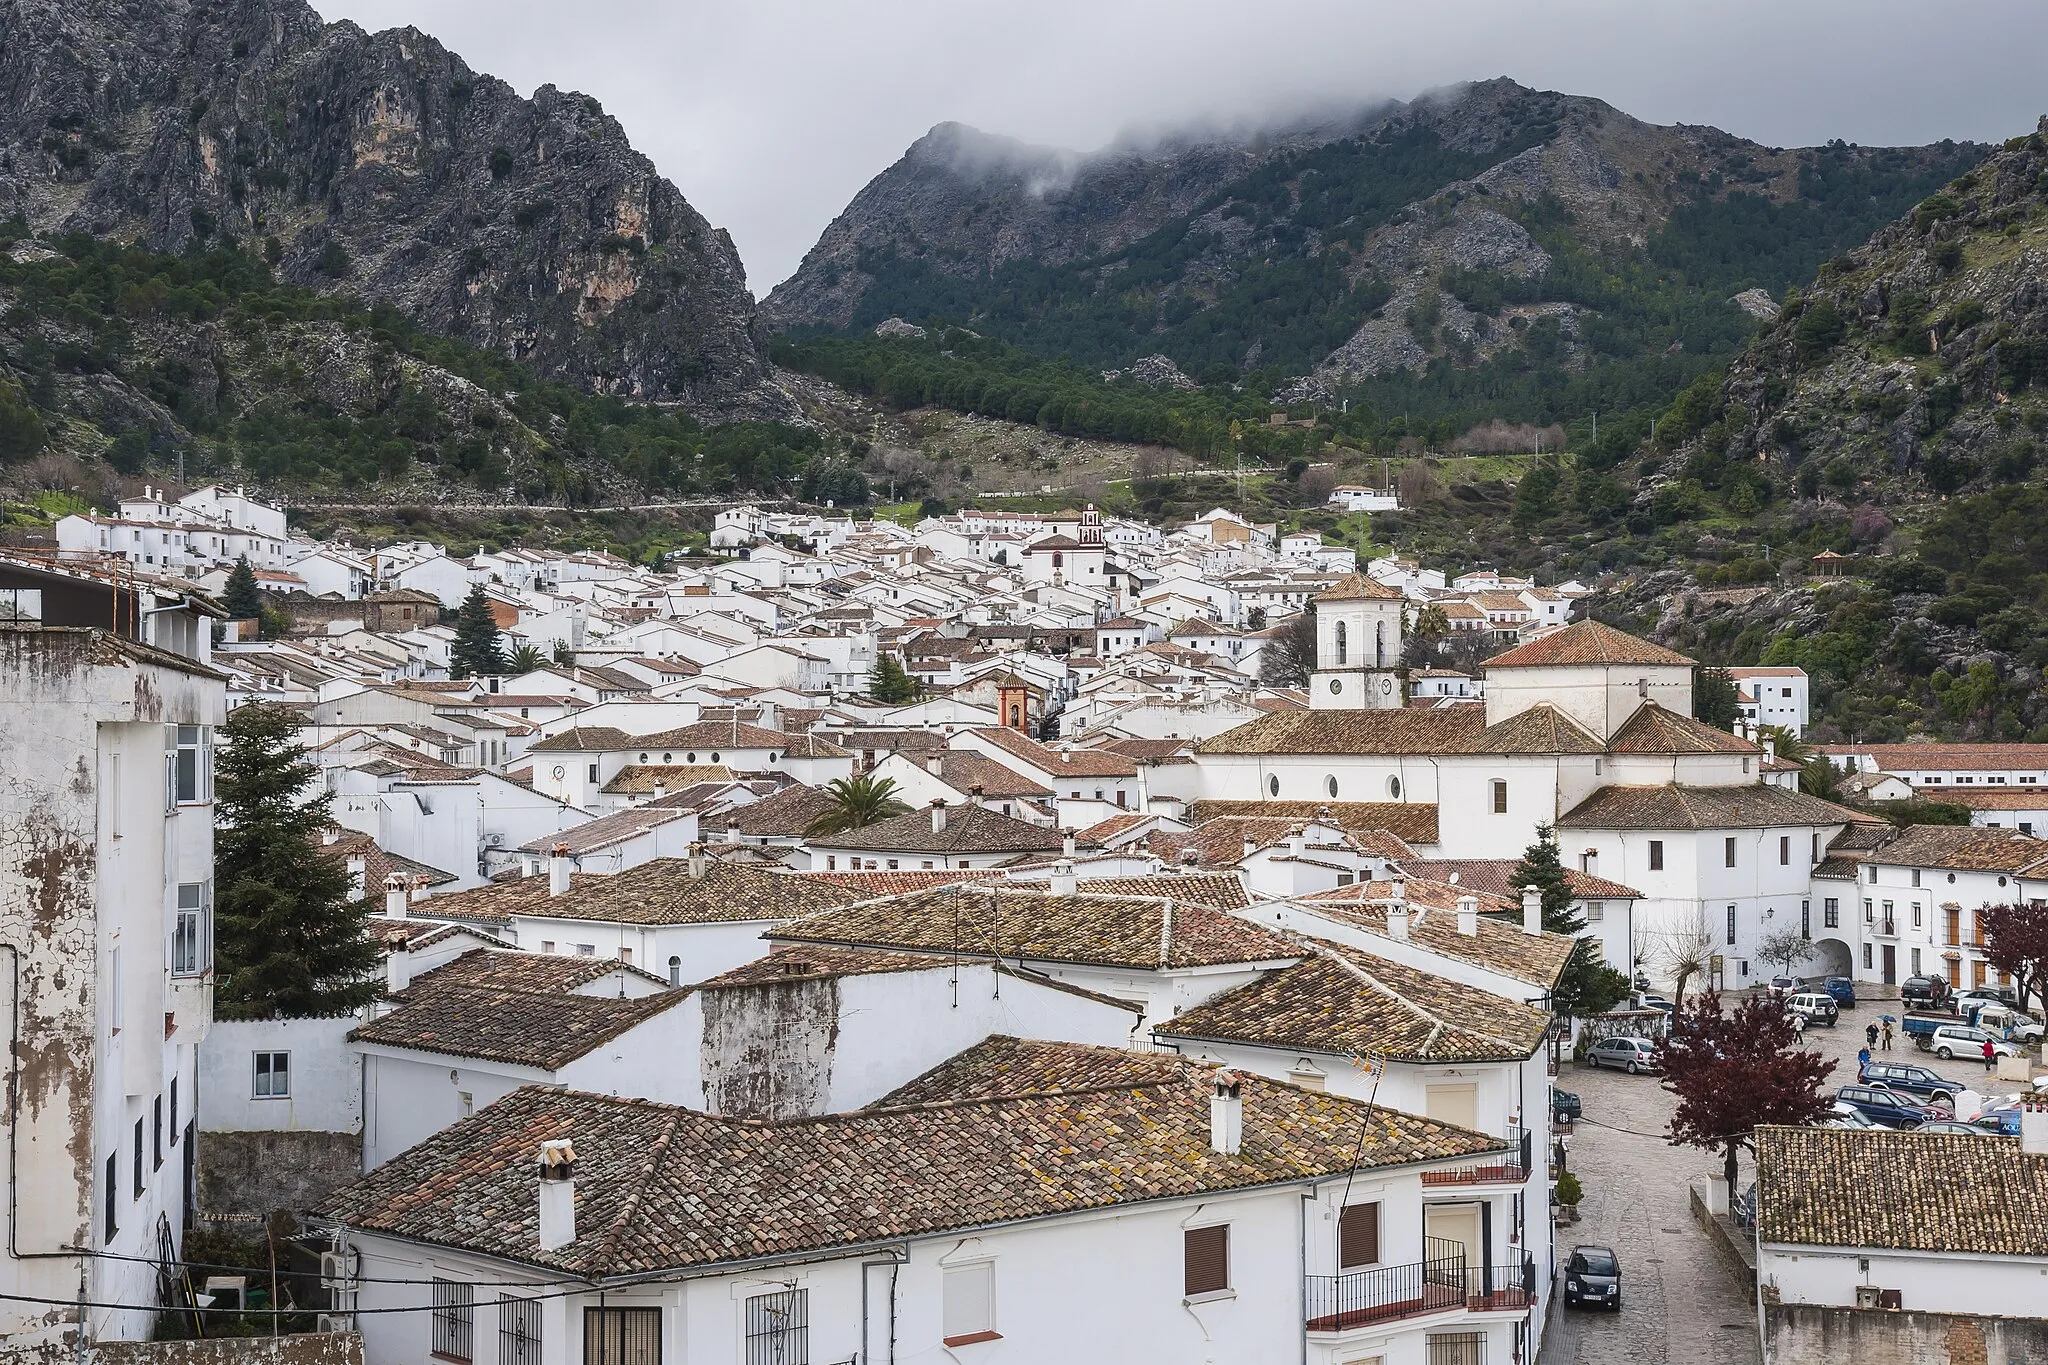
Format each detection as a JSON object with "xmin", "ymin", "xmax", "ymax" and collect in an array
[
  {"xmin": 1937, "ymin": 1046, "xmax": 1953, "ymax": 1059},
  {"xmin": 1626, "ymin": 1059, "xmax": 1639, "ymax": 1075}
]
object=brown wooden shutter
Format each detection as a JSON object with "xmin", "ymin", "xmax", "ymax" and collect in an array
[
  {"xmin": 1339, "ymin": 1202, "xmax": 1381, "ymax": 1268},
  {"xmin": 1184, "ymin": 1225, "xmax": 1230, "ymax": 1296}
]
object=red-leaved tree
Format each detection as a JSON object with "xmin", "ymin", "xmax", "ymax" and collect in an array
[
  {"xmin": 1662, "ymin": 990, "xmax": 1836, "ymax": 1187},
  {"xmin": 1979, "ymin": 902, "xmax": 2048, "ymax": 1015}
]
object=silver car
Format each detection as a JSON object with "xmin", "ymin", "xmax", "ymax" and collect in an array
[{"xmin": 1587, "ymin": 1037, "xmax": 1660, "ymax": 1074}]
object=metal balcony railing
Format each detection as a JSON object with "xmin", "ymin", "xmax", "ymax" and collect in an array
[
  {"xmin": 1305, "ymin": 1239, "xmax": 1468, "ymax": 1332},
  {"xmin": 1421, "ymin": 1127, "xmax": 1532, "ymax": 1186}
]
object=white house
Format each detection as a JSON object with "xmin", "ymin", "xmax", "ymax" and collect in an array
[{"xmin": 1729, "ymin": 666, "xmax": 1811, "ymax": 737}]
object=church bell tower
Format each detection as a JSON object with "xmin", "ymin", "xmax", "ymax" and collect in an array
[{"xmin": 1308, "ymin": 573, "xmax": 1406, "ymax": 710}]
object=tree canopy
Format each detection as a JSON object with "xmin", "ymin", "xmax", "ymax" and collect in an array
[
  {"xmin": 804, "ymin": 774, "xmax": 914, "ymax": 838},
  {"xmin": 1662, "ymin": 990, "xmax": 1835, "ymax": 1187},
  {"xmin": 449, "ymin": 585, "xmax": 504, "ymax": 679}
]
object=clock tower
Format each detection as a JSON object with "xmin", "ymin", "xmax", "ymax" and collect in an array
[{"xmin": 1308, "ymin": 572, "xmax": 1406, "ymax": 710}]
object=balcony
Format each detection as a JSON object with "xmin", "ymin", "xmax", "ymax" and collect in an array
[
  {"xmin": 1306, "ymin": 1242, "xmax": 1535, "ymax": 1332},
  {"xmin": 1421, "ymin": 1127, "xmax": 1532, "ymax": 1186}
]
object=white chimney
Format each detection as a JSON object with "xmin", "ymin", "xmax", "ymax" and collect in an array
[
  {"xmin": 1521, "ymin": 886, "xmax": 1543, "ymax": 937},
  {"xmin": 1764, "ymin": 736, "xmax": 1777, "ymax": 765},
  {"xmin": 688, "ymin": 841, "xmax": 707, "ymax": 881},
  {"xmin": 549, "ymin": 844, "xmax": 573, "ymax": 897},
  {"xmin": 537, "ymin": 1139, "xmax": 577, "ymax": 1251},
  {"xmin": 411, "ymin": 875, "xmax": 431, "ymax": 905},
  {"xmin": 383, "ymin": 873, "xmax": 409, "ymax": 920},
  {"xmin": 386, "ymin": 938, "xmax": 416, "ymax": 994},
  {"xmin": 1209, "ymin": 1071, "xmax": 1244, "ymax": 1156},
  {"xmin": 1457, "ymin": 894, "xmax": 1480, "ymax": 937},
  {"xmin": 925, "ymin": 754, "xmax": 943, "ymax": 776},
  {"xmin": 1388, "ymin": 905, "xmax": 1411, "ymax": 941},
  {"xmin": 2022, "ymin": 1095, "xmax": 2048, "ymax": 1158},
  {"xmin": 931, "ymin": 800, "xmax": 948, "ymax": 834},
  {"xmin": 1241, "ymin": 834, "xmax": 1258, "ymax": 863},
  {"xmin": 1061, "ymin": 828, "xmax": 1076, "ymax": 858},
  {"xmin": 1050, "ymin": 859, "xmax": 1078, "ymax": 897},
  {"xmin": 345, "ymin": 857, "xmax": 367, "ymax": 902}
]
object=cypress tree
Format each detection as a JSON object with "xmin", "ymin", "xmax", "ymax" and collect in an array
[
  {"xmin": 212, "ymin": 703, "xmax": 383, "ymax": 1019},
  {"xmin": 221, "ymin": 555, "xmax": 263, "ymax": 621},
  {"xmin": 867, "ymin": 654, "xmax": 917, "ymax": 703},
  {"xmin": 450, "ymin": 584, "xmax": 504, "ymax": 679}
]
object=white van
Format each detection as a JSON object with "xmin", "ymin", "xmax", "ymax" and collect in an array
[{"xmin": 1787, "ymin": 992, "xmax": 1839, "ymax": 1026}]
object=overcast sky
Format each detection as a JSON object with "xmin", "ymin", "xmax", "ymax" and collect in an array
[{"xmin": 315, "ymin": 0, "xmax": 2048, "ymax": 294}]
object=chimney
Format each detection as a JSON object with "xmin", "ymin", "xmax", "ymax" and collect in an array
[
  {"xmin": 1241, "ymin": 833, "xmax": 1259, "ymax": 863},
  {"xmin": 386, "ymin": 938, "xmax": 416, "ymax": 993},
  {"xmin": 968, "ymin": 784, "xmax": 985, "ymax": 808},
  {"xmin": 1050, "ymin": 859, "xmax": 1078, "ymax": 897},
  {"xmin": 412, "ymin": 875, "xmax": 431, "ymax": 905},
  {"xmin": 2021, "ymin": 1094, "xmax": 2048, "ymax": 1157},
  {"xmin": 1061, "ymin": 751, "xmax": 1072, "ymax": 764},
  {"xmin": 1388, "ymin": 903, "xmax": 1411, "ymax": 941},
  {"xmin": 1208, "ymin": 1070, "xmax": 1244, "ymax": 1156},
  {"xmin": 537, "ymin": 1139, "xmax": 577, "ymax": 1251},
  {"xmin": 1181, "ymin": 847, "xmax": 1200, "ymax": 869},
  {"xmin": 925, "ymin": 754, "xmax": 943, "ymax": 776},
  {"xmin": 1457, "ymin": 894, "xmax": 1480, "ymax": 937},
  {"xmin": 383, "ymin": 873, "xmax": 409, "ymax": 920},
  {"xmin": 549, "ymin": 844, "xmax": 573, "ymax": 897},
  {"xmin": 1764, "ymin": 736, "xmax": 1777, "ymax": 765},
  {"xmin": 345, "ymin": 857, "xmax": 367, "ymax": 902},
  {"xmin": 1061, "ymin": 828, "xmax": 1076, "ymax": 858},
  {"xmin": 1521, "ymin": 886, "xmax": 1543, "ymax": 936},
  {"xmin": 652, "ymin": 780, "xmax": 664, "ymax": 800},
  {"xmin": 931, "ymin": 799, "xmax": 948, "ymax": 834},
  {"xmin": 688, "ymin": 841, "xmax": 707, "ymax": 880},
  {"xmin": 322, "ymin": 827, "xmax": 340, "ymax": 846}
]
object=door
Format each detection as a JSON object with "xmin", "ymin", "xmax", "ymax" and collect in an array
[
  {"xmin": 1425, "ymin": 1083, "xmax": 1479, "ymax": 1131},
  {"xmin": 1424, "ymin": 1204, "xmax": 1482, "ymax": 1300},
  {"xmin": 1882, "ymin": 944, "xmax": 1897, "ymax": 985}
]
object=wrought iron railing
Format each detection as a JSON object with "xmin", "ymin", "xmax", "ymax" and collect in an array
[
  {"xmin": 1421, "ymin": 1127, "xmax": 1532, "ymax": 1185},
  {"xmin": 1305, "ymin": 1238, "xmax": 1467, "ymax": 1331}
]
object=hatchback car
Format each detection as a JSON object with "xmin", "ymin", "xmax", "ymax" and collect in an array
[
  {"xmin": 1552, "ymin": 1089, "xmax": 1583, "ymax": 1121},
  {"xmin": 1930, "ymin": 1025, "xmax": 2020, "ymax": 1061},
  {"xmin": 1834, "ymin": 1084, "xmax": 1946, "ymax": 1128},
  {"xmin": 1859, "ymin": 1061, "xmax": 1963, "ymax": 1104},
  {"xmin": 1822, "ymin": 976, "xmax": 1858, "ymax": 1008},
  {"xmin": 1562, "ymin": 1245, "xmax": 1622, "ymax": 1309},
  {"xmin": 1768, "ymin": 975, "xmax": 1799, "ymax": 997},
  {"xmin": 1586, "ymin": 1037, "xmax": 1660, "ymax": 1074},
  {"xmin": 1954, "ymin": 986, "xmax": 2019, "ymax": 1014}
]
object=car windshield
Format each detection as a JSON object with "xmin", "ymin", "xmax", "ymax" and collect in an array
[{"xmin": 1576, "ymin": 1250, "xmax": 1619, "ymax": 1274}]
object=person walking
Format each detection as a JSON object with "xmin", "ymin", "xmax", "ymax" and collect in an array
[
  {"xmin": 1866, "ymin": 1021, "xmax": 1879, "ymax": 1049},
  {"xmin": 1857, "ymin": 1046, "xmax": 1871, "ymax": 1082},
  {"xmin": 1983, "ymin": 1037, "xmax": 1998, "ymax": 1073},
  {"xmin": 1881, "ymin": 1019, "xmax": 1894, "ymax": 1051},
  {"xmin": 1791, "ymin": 1012, "xmax": 1807, "ymax": 1041}
]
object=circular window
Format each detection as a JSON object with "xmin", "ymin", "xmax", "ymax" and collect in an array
[
  {"xmin": 1388, "ymin": 776, "xmax": 1402, "ymax": 799},
  {"xmin": 1328, "ymin": 677, "xmax": 1343, "ymax": 695},
  {"xmin": 1998, "ymin": 875, "xmax": 2009, "ymax": 887},
  {"xmin": 1326, "ymin": 775, "xmax": 1340, "ymax": 799},
  {"xmin": 686, "ymin": 753, "xmax": 697, "ymax": 763},
  {"xmin": 1947, "ymin": 872, "xmax": 1956, "ymax": 884},
  {"xmin": 711, "ymin": 752, "xmax": 721, "ymax": 763},
  {"xmin": 769, "ymin": 752, "xmax": 778, "ymax": 763},
  {"xmin": 639, "ymin": 752, "xmax": 649, "ymax": 764},
  {"xmin": 1268, "ymin": 774, "xmax": 1281, "ymax": 797},
  {"xmin": 662, "ymin": 753, "xmax": 673, "ymax": 764},
  {"xmin": 551, "ymin": 765, "xmax": 566, "ymax": 779}
]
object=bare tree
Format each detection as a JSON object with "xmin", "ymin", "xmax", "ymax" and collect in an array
[
  {"xmin": 1395, "ymin": 460, "xmax": 1442, "ymax": 506},
  {"xmin": 1297, "ymin": 466, "xmax": 1338, "ymax": 505},
  {"xmin": 1658, "ymin": 923, "xmax": 1718, "ymax": 1006},
  {"xmin": 1754, "ymin": 927, "xmax": 1814, "ymax": 979}
]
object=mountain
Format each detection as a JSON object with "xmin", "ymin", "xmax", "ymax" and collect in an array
[
  {"xmin": 767, "ymin": 79, "xmax": 1984, "ymax": 429},
  {"xmin": 0, "ymin": 0, "xmax": 792, "ymax": 420}
]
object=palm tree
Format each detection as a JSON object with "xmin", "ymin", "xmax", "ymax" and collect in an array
[
  {"xmin": 804, "ymin": 774, "xmax": 913, "ymax": 837},
  {"xmin": 506, "ymin": 642, "xmax": 546, "ymax": 674}
]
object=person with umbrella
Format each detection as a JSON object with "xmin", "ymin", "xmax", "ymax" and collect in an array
[{"xmin": 1880, "ymin": 1016, "xmax": 1895, "ymax": 1051}]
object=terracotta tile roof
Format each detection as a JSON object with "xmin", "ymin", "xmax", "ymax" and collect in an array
[
  {"xmin": 1073, "ymin": 812, "xmax": 1153, "ymax": 845},
  {"xmin": 429, "ymin": 858, "xmax": 867, "ymax": 926},
  {"xmin": 1145, "ymin": 816, "xmax": 1330, "ymax": 868},
  {"xmin": 398, "ymin": 947, "xmax": 668, "ymax": 997},
  {"xmin": 1289, "ymin": 885, "xmax": 1576, "ymax": 988},
  {"xmin": 924, "ymin": 752, "xmax": 1054, "ymax": 799},
  {"xmin": 694, "ymin": 944, "xmax": 956, "ymax": 988},
  {"xmin": 774, "ymin": 883, "xmax": 1296, "ymax": 970},
  {"xmin": 1813, "ymin": 743, "xmax": 2048, "ymax": 771},
  {"xmin": 1402, "ymin": 860, "xmax": 1643, "ymax": 901},
  {"xmin": 780, "ymin": 732, "xmax": 850, "ymax": 758},
  {"xmin": 1156, "ymin": 940, "xmax": 1552, "ymax": 1063},
  {"xmin": 366, "ymin": 918, "xmax": 501, "ymax": 952},
  {"xmin": 712, "ymin": 783, "xmax": 838, "ymax": 837},
  {"xmin": 319, "ymin": 830, "xmax": 459, "ymax": 891},
  {"xmin": 1095, "ymin": 738, "xmax": 1195, "ymax": 760},
  {"xmin": 1911, "ymin": 788, "xmax": 2048, "ymax": 810},
  {"xmin": 874, "ymin": 1035, "xmax": 1189, "ymax": 1106},
  {"xmin": 1483, "ymin": 620, "xmax": 1694, "ymax": 669},
  {"xmin": 967, "ymin": 727, "xmax": 1138, "ymax": 776},
  {"xmin": 352, "ymin": 973, "xmax": 685, "ymax": 1070},
  {"xmin": 1605, "ymin": 703, "xmax": 1756, "ymax": 755},
  {"xmin": 1470, "ymin": 705, "xmax": 1604, "ymax": 755},
  {"xmin": 813, "ymin": 803, "xmax": 1064, "ymax": 856},
  {"xmin": 1186, "ymin": 800, "xmax": 1439, "ymax": 846},
  {"xmin": 1315, "ymin": 572, "xmax": 1405, "ymax": 602},
  {"xmin": 1068, "ymin": 873, "xmax": 1251, "ymax": 910},
  {"xmin": 526, "ymin": 726, "xmax": 639, "ymax": 753},
  {"xmin": 1754, "ymin": 1125, "xmax": 2048, "ymax": 1256},
  {"xmin": 631, "ymin": 721, "xmax": 795, "ymax": 751},
  {"xmin": 798, "ymin": 869, "xmax": 999, "ymax": 894},
  {"xmin": 1862, "ymin": 824, "xmax": 2048, "ymax": 873},
  {"xmin": 600, "ymin": 764, "xmax": 735, "ymax": 794},
  {"xmin": 513, "ymin": 806, "xmax": 693, "ymax": 855},
  {"xmin": 321, "ymin": 1041, "xmax": 1503, "ymax": 1275},
  {"xmin": 1196, "ymin": 708, "xmax": 1487, "ymax": 756},
  {"xmin": 1557, "ymin": 784, "xmax": 1872, "ymax": 831}
]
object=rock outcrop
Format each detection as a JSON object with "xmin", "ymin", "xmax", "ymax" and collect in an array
[{"xmin": 0, "ymin": 0, "xmax": 792, "ymax": 420}]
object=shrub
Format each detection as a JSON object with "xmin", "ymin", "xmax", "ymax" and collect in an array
[{"xmin": 1555, "ymin": 1172, "xmax": 1584, "ymax": 1206}]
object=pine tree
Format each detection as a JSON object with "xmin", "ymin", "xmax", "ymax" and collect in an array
[
  {"xmin": 867, "ymin": 654, "xmax": 917, "ymax": 703},
  {"xmin": 212, "ymin": 703, "xmax": 383, "ymax": 1019},
  {"xmin": 1510, "ymin": 823, "xmax": 1583, "ymax": 934},
  {"xmin": 1512, "ymin": 824, "xmax": 1629, "ymax": 1018},
  {"xmin": 221, "ymin": 555, "xmax": 263, "ymax": 621},
  {"xmin": 450, "ymin": 584, "xmax": 504, "ymax": 679}
]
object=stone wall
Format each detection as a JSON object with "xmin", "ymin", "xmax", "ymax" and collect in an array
[
  {"xmin": 1764, "ymin": 1304, "xmax": 2048, "ymax": 1365},
  {"xmin": 1, "ymin": 1334, "xmax": 362, "ymax": 1365},
  {"xmin": 198, "ymin": 1131, "xmax": 361, "ymax": 1220}
]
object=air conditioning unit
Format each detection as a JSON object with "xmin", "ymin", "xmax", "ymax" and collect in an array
[
  {"xmin": 319, "ymin": 1250, "xmax": 359, "ymax": 1290},
  {"xmin": 483, "ymin": 831, "xmax": 506, "ymax": 849},
  {"xmin": 1854, "ymin": 1285, "xmax": 1881, "ymax": 1309},
  {"xmin": 315, "ymin": 1314, "xmax": 354, "ymax": 1334}
]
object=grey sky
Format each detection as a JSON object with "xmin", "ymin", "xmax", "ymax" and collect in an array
[{"xmin": 314, "ymin": 0, "xmax": 2048, "ymax": 294}]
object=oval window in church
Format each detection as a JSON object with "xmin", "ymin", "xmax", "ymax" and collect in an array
[
  {"xmin": 1326, "ymin": 775, "xmax": 1340, "ymax": 799},
  {"xmin": 1388, "ymin": 775, "xmax": 1402, "ymax": 799},
  {"xmin": 1268, "ymin": 774, "xmax": 1280, "ymax": 797}
]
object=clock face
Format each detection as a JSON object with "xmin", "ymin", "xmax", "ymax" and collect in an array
[
  {"xmin": 1380, "ymin": 675, "xmax": 1395, "ymax": 694},
  {"xmin": 1329, "ymin": 677, "xmax": 1343, "ymax": 694},
  {"xmin": 551, "ymin": 765, "xmax": 566, "ymax": 779}
]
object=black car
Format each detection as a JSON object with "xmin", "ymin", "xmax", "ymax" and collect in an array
[
  {"xmin": 1859, "ymin": 1061, "xmax": 1962, "ymax": 1104},
  {"xmin": 1553, "ymin": 1089, "xmax": 1582, "ymax": 1121},
  {"xmin": 1563, "ymin": 1245, "xmax": 1622, "ymax": 1309},
  {"xmin": 1900, "ymin": 975, "xmax": 1952, "ymax": 1010}
]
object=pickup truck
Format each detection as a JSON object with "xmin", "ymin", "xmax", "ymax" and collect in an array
[
  {"xmin": 1963, "ymin": 1002, "xmax": 2044, "ymax": 1043},
  {"xmin": 1901, "ymin": 1012, "xmax": 1959, "ymax": 1047}
]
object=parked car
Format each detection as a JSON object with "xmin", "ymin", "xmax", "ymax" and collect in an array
[
  {"xmin": 1821, "ymin": 1102, "xmax": 1883, "ymax": 1130},
  {"xmin": 1822, "ymin": 976, "xmax": 1858, "ymax": 1008},
  {"xmin": 1901, "ymin": 975, "xmax": 1953, "ymax": 1010},
  {"xmin": 1834, "ymin": 1084, "xmax": 1947, "ymax": 1128},
  {"xmin": 1913, "ymin": 1119, "xmax": 1997, "ymax": 1136},
  {"xmin": 1768, "ymin": 975, "xmax": 1799, "ymax": 997},
  {"xmin": 1860, "ymin": 1061, "xmax": 1963, "ymax": 1104},
  {"xmin": 1553, "ymin": 1089, "xmax": 1583, "ymax": 1122},
  {"xmin": 1786, "ymin": 991, "xmax": 1839, "ymax": 1027},
  {"xmin": 1586, "ymin": 1037, "xmax": 1661, "ymax": 1074},
  {"xmin": 1562, "ymin": 1245, "xmax": 1623, "ymax": 1310},
  {"xmin": 1631, "ymin": 994, "xmax": 1677, "ymax": 1016},
  {"xmin": 1930, "ymin": 1024, "xmax": 2021, "ymax": 1061},
  {"xmin": 1953, "ymin": 986, "xmax": 2019, "ymax": 1014}
]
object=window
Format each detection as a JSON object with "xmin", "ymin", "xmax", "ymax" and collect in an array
[
  {"xmin": 1869, "ymin": 865, "xmax": 1878, "ymax": 883},
  {"xmin": 1491, "ymin": 780, "xmax": 1508, "ymax": 815},
  {"xmin": 1881, "ymin": 901, "xmax": 1894, "ymax": 932},
  {"xmin": 253, "ymin": 1051, "xmax": 289, "ymax": 1099},
  {"xmin": 744, "ymin": 1288, "xmax": 807, "ymax": 1365},
  {"xmin": 1726, "ymin": 905, "xmax": 1737, "ymax": 945},
  {"xmin": 432, "ymin": 1280, "xmax": 474, "ymax": 1362},
  {"xmin": 133, "ymin": 1117, "xmax": 144, "ymax": 1197},
  {"xmin": 667, "ymin": 955, "xmax": 682, "ymax": 987},
  {"xmin": 584, "ymin": 1307, "xmax": 660, "ymax": 1365},
  {"xmin": 587, "ymin": 764, "xmax": 599, "ymax": 783},
  {"xmin": 1339, "ymin": 1202, "xmax": 1381, "ymax": 1269},
  {"xmin": 539, "ymin": 941, "xmax": 555, "ymax": 954},
  {"xmin": 1725, "ymin": 837, "xmax": 1737, "ymax": 868},
  {"xmin": 1801, "ymin": 901, "xmax": 1810, "ymax": 939},
  {"xmin": 576, "ymin": 944, "xmax": 595, "ymax": 957},
  {"xmin": 1779, "ymin": 836, "xmax": 1790, "ymax": 866},
  {"xmin": 1184, "ymin": 1225, "xmax": 1230, "ymax": 1297},
  {"xmin": 499, "ymin": 1296, "xmax": 541, "ymax": 1365},
  {"xmin": 1912, "ymin": 902, "xmax": 1922, "ymax": 928},
  {"xmin": 109, "ymin": 946, "xmax": 122, "ymax": 1034},
  {"xmin": 1326, "ymin": 775, "xmax": 1340, "ymax": 800},
  {"xmin": 172, "ymin": 882, "xmax": 210, "ymax": 977},
  {"xmin": 1863, "ymin": 943, "xmax": 1873, "ymax": 969},
  {"xmin": 1647, "ymin": 840, "xmax": 1664, "ymax": 871},
  {"xmin": 169, "ymin": 1077, "xmax": 178, "ymax": 1140},
  {"xmin": 168, "ymin": 725, "xmax": 211, "ymax": 805},
  {"xmin": 104, "ymin": 1152, "xmax": 118, "ymax": 1242},
  {"xmin": 1584, "ymin": 900, "xmax": 1604, "ymax": 923},
  {"xmin": 1911, "ymin": 869, "xmax": 1921, "ymax": 888},
  {"xmin": 942, "ymin": 1263, "xmax": 998, "ymax": 1346},
  {"xmin": 1911, "ymin": 948, "xmax": 1922, "ymax": 976},
  {"xmin": 1427, "ymin": 1331, "xmax": 1486, "ymax": 1365},
  {"xmin": 153, "ymin": 1096, "xmax": 163, "ymax": 1171},
  {"xmin": 1334, "ymin": 619, "xmax": 1347, "ymax": 665},
  {"xmin": 1824, "ymin": 897, "xmax": 1840, "ymax": 928},
  {"xmin": 1267, "ymin": 775, "xmax": 1280, "ymax": 797}
]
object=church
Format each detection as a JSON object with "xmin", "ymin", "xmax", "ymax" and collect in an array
[{"xmin": 1192, "ymin": 575, "xmax": 1873, "ymax": 989}]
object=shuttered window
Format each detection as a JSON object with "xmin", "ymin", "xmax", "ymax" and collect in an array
[
  {"xmin": 1340, "ymin": 1202, "xmax": 1381, "ymax": 1268},
  {"xmin": 584, "ymin": 1307, "xmax": 660, "ymax": 1365},
  {"xmin": 1184, "ymin": 1225, "xmax": 1230, "ymax": 1296}
]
